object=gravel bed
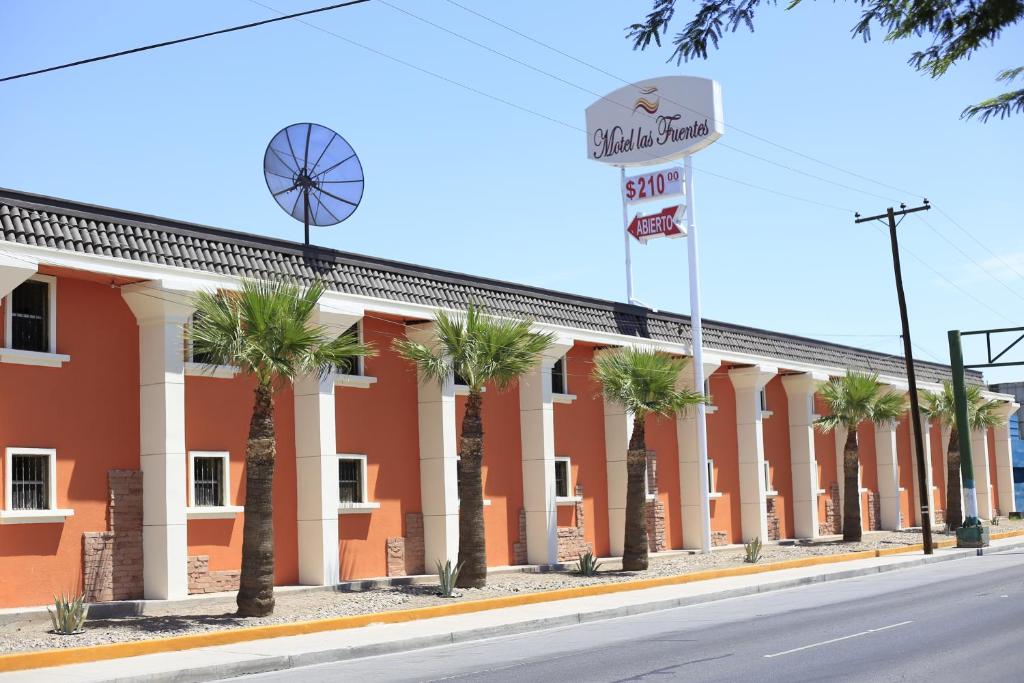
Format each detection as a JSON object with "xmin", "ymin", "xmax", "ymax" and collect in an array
[{"xmin": 3, "ymin": 521, "xmax": 1020, "ymax": 654}]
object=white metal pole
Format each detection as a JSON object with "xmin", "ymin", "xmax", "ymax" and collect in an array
[
  {"xmin": 684, "ymin": 155, "xmax": 713, "ymax": 553},
  {"xmin": 620, "ymin": 167, "xmax": 634, "ymax": 304}
]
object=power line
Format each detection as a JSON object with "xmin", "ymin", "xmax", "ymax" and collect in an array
[
  {"xmin": 442, "ymin": 0, "xmax": 923, "ymax": 200},
  {"xmin": 0, "ymin": 0, "xmax": 372, "ymax": 84},
  {"xmin": 934, "ymin": 206, "xmax": 1024, "ymax": 281}
]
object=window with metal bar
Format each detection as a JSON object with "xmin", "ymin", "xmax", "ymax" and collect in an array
[
  {"xmin": 339, "ymin": 458, "xmax": 363, "ymax": 503},
  {"xmin": 189, "ymin": 312, "xmax": 215, "ymax": 365},
  {"xmin": 11, "ymin": 454, "xmax": 49, "ymax": 510},
  {"xmin": 193, "ymin": 456, "xmax": 224, "ymax": 507},
  {"xmin": 11, "ymin": 281, "xmax": 48, "ymax": 352},
  {"xmin": 551, "ymin": 356, "xmax": 566, "ymax": 395},
  {"xmin": 336, "ymin": 323, "xmax": 363, "ymax": 376},
  {"xmin": 554, "ymin": 459, "xmax": 569, "ymax": 498}
]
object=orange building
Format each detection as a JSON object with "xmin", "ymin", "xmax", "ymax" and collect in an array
[{"xmin": 0, "ymin": 188, "xmax": 1017, "ymax": 609}]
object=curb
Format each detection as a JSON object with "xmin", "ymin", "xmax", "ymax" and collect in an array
[{"xmin": 2, "ymin": 531, "xmax": 1022, "ymax": 677}]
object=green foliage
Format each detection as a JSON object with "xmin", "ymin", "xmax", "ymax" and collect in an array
[
  {"xmin": 48, "ymin": 592, "xmax": 88, "ymax": 635},
  {"xmin": 991, "ymin": 515, "xmax": 1001, "ymax": 526},
  {"xmin": 813, "ymin": 372, "xmax": 906, "ymax": 433},
  {"xmin": 189, "ymin": 279, "xmax": 375, "ymax": 388},
  {"xmin": 393, "ymin": 305, "xmax": 554, "ymax": 393},
  {"xmin": 592, "ymin": 347, "xmax": 707, "ymax": 420},
  {"xmin": 743, "ymin": 537, "xmax": 763, "ymax": 563},
  {"xmin": 919, "ymin": 381, "xmax": 1007, "ymax": 430},
  {"xmin": 435, "ymin": 559, "xmax": 464, "ymax": 597},
  {"xmin": 576, "ymin": 550, "xmax": 603, "ymax": 576},
  {"xmin": 628, "ymin": 0, "xmax": 1024, "ymax": 121}
]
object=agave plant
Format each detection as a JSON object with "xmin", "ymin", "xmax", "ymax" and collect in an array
[
  {"xmin": 743, "ymin": 537, "xmax": 763, "ymax": 564},
  {"xmin": 48, "ymin": 592, "xmax": 88, "ymax": 635},
  {"xmin": 436, "ymin": 559, "xmax": 464, "ymax": 598},
  {"xmin": 576, "ymin": 550, "xmax": 603, "ymax": 576}
]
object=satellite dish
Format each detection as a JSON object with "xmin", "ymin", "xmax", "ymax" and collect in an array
[{"xmin": 263, "ymin": 122, "xmax": 364, "ymax": 245}]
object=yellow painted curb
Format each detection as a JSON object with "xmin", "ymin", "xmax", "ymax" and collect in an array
[{"xmin": 3, "ymin": 528, "xmax": 1022, "ymax": 673}]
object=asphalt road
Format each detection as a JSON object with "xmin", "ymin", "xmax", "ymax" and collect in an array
[{"xmin": 228, "ymin": 549, "xmax": 1024, "ymax": 682}]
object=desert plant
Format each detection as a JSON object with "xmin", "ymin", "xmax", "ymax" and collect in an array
[
  {"xmin": 592, "ymin": 348, "xmax": 706, "ymax": 571},
  {"xmin": 190, "ymin": 279, "xmax": 374, "ymax": 616},
  {"xmin": 436, "ymin": 559, "xmax": 464, "ymax": 597},
  {"xmin": 396, "ymin": 305, "xmax": 553, "ymax": 588},
  {"xmin": 743, "ymin": 537, "xmax": 763, "ymax": 563},
  {"xmin": 992, "ymin": 516, "xmax": 1002, "ymax": 526},
  {"xmin": 576, "ymin": 550, "xmax": 603, "ymax": 576},
  {"xmin": 48, "ymin": 592, "xmax": 88, "ymax": 635},
  {"xmin": 814, "ymin": 372, "xmax": 907, "ymax": 542}
]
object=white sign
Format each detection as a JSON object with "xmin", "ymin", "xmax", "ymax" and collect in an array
[
  {"xmin": 622, "ymin": 166, "xmax": 684, "ymax": 205},
  {"xmin": 585, "ymin": 76, "xmax": 723, "ymax": 167}
]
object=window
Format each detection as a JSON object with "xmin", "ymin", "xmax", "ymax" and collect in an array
[
  {"xmin": 703, "ymin": 378, "xmax": 711, "ymax": 400},
  {"xmin": 187, "ymin": 312, "xmax": 215, "ymax": 365},
  {"xmin": 5, "ymin": 276, "xmax": 56, "ymax": 354},
  {"xmin": 10, "ymin": 452, "xmax": 48, "ymax": 510},
  {"xmin": 645, "ymin": 451, "xmax": 657, "ymax": 498},
  {"xmin": 758, "ymin": 387, "xmax": 769, "ymax": 413},
  {"xmin": 453, "ymin": 369, "xmax": 468, "ymax": 387},
  {"xmin": 707, "ymin": 459, "xmax": 716, "ymax": 494},
  {"xmin": 339, "ymin": 456, "xmax": 364, "ymax": 504},
  {"xmin": 763, "ymin": 460, "xmax": 774, "ymax": 493},
  {"xmin": 554, "ymin": 457, "xmax": 571, "ymax": 499},
  {"xmin": 551, "ymin": 356, "xmax": 567, "ymax": 395},
  {"xmin": 193, "ymin": 456, "xmax": 225, "ymax": 506},
  {"xmin": 2, "ymin": 448, "xmax": 73, "ymax": 524},
  {"xmin": 336, "ymin": 323, "xmax": 364, "ymax": 376}
]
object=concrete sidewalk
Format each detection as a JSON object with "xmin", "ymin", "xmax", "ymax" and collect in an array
[{"xmin": 3, "ymin": 538, "xmax": 1022, "ymax": 683}]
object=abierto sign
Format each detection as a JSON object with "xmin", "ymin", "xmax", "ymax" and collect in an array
[{"xmin": 586, "ymin": 76, "xmax": 723, "ymax": 167}]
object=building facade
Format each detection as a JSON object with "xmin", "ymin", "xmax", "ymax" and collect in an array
[{"xmin": 0, "ymin": 188, "xmax": 1017, "ymax": 609}]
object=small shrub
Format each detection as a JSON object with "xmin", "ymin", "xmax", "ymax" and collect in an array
[
  {"xmin": 743, "ymin": 537, "xmax": 763, "ymax": 564},
  {"xmin": 992, "ymin": 516, "xmax": 1001, "ymax": 526},
  {"xmin": 576, "ymin": 550, "xmax": 602, "ymax": 576},
  {"xmin": 436, "ymin": 559, "xmax": 463, "ymax": 598},
  {"xmin": 48, "ymin": 592, "xmax": 88, "ymax": 635}
]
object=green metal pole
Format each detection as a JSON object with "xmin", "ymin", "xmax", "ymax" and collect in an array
[{"xmin": 948, "ymin": 330, "xmax": 980, "ymax": 527}]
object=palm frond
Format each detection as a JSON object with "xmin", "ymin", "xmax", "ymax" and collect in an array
[{"xmin": 592, "ymin": 347, "xmax": 706, "ymax": 418}]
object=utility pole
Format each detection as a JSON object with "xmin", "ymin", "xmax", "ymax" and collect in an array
[{"xmin": 855, "ymin": 201, "xmax": 933, "ymax": 555}]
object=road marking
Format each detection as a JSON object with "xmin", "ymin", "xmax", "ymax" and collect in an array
[{"xmin": 763, "ymin": 621, "xmax": 913, "ymax": 658}]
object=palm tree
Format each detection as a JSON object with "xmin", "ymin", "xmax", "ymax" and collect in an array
[
  {"xmin": 190, "ymin": 279, "xmax": 374, "ymax": 617},
  {"xmin": 394, "ymin": 305, "xmax": 553, "ymax": 588},
  {"xmin": 920, "ymin": 381, "xmax": 1005, "ymax": 530},
  {"xmin": 813, "ymin": 372, "xmax": 906, "ymax": 542},
  {"xmin": 592, "ymin": 348, "xmax": 705, "ymax": 570}
]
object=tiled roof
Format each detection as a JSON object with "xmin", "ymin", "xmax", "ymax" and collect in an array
[{"xmin": 0, "ymin": 187, "xmax": 980, "ymax": 384}]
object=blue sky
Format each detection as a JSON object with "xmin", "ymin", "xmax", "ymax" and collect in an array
[{"xmin": 1, "ymin": 1, "xmax": 1022, "ymax": 381}]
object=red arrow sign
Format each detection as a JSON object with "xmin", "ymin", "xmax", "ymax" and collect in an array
[{"xmin": 627, "ymin": 205, "xmax": 686, "ymax": 243}]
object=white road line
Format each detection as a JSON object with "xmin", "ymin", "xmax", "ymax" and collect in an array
[{"xmin": 763, "ymin": 620, "xmax": 913, "ymax": 658}]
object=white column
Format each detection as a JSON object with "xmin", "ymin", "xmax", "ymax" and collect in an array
[
  {"xmin": 910, "ymin": 411, "xmax": 936, "ymax": 531},
  {"xmin": 874, "ymin": 419, "xmax": 902, "ymax": 530},
  {"xmin": 519, "ymin": 336, "xmax": 573, "ymax": 565},
  {"xmin": 409, "ymin": 324, "xmax": 460, "ymax": 568},
  {"xmin": 993, "ymin": 402, "xmax": 1019, "ymax": 515},
  {"xmin": 295, "ymin": 304, "xmax": 362, "ymax": 586},
  {"xmin": 0, "ymin": 253, "xmax": 36, "ymax": 299},
  {"xmin": 122, "ymin": 280, "xmax": 195, "ymax": 600},
  {"xmin": 782, "ymin": 372, "xmax": 828, "ymax": 539},
  {"xmin": 729, "ymin": 365, "xmax": 777, "ymax": 543},
  {"xmin": 599, "ymin": 350, "xmax": 634, "ymax": 558},
  {"xmin": 678, "ymin": 356, "xmax": 721, "ymax": 549},
  {"xmin": 973, "ymin": 428, "xmax": 994, "ymax": 519}
]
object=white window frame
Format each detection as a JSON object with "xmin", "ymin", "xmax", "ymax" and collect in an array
[
  {"xmin": 704, "ymin": 378, "xmax": 718, "ymax": 414},
  {"xmin": 334, "ymin": 322, "xmax": 378, "ymax": 389},
  {"xmin": 554, "ymin": 456, "xmax": 581, "ymax": 505},
  {"xmin": 0, "ymin": 447, "xmax": 74, "ymax": 524},
  {"xmin": 550, "ymin": 355, "xmax": 576, "ymax": 404},
  {"xmin": 184, "ymin": 314, "xmax": 239, "ymax": 379},
  {"xmin": 706, "ymin": 458, "xmax": 722, "ymax": 499},
  {"xmin": 338, "ymin": 453, "xmax": 380, "ymax": 513},
  {"xmin": 758, "ymin": 387, "xmax": 773, "ymax": 418},
  {"xmin": 763, "ymin": 460, "xmax": 778, "ymax": 496},
  {"xmin": 1, "ymin": 275, "xmax": 70, "ymax": 368},
  {"xmin": 186, "ymin": 451, "xmax": 242, "ymax": 519},
  {"xmin": 644, "ymin": 452, "xmax": 657, "ymax": 502}
]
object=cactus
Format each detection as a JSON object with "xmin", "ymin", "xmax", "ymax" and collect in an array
[
  {"xmin": 435, "ymin": 559, "xmax": 464, "ymax": 598},
  {"xmin": 48, "ymin": 592, "xmax": 88, "ymax": 635},
  {"xmin": 743, "ymin": 537, "xmax": 763, "ymax": 563},
  {"xmin": 576, "ymin": 550, "xmax": 603, "ymax": 576}
]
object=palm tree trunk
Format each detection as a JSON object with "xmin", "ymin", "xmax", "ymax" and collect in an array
[
  {"xmin": 623, "ymin": 417, "xmax": 649, "ymax": 571},
  {"xmin": 842, "ymin": 426, "xmax": 862, "ymax": 543},
  {"xmin": 456, "ymin": 390, "xmax": 487, "ymax": 588},
  {"xmin": 237, "ymin": 383, "xmax": 277, "ymax": 617},
  {"xmin": 946, "ymin": 425, "xmax": 963, "ymax": 531}
]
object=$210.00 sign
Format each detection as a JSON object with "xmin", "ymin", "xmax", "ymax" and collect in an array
[{"xmin": 622, "ymin": 167, "xmax": 684, "ymax": 205}]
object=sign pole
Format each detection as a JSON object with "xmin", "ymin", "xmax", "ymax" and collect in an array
[
  {"xmin": 621, "ymin": 167, "xmax": 634, "ymax": 304},
  {"xmin": 684, "ymin": 155, "xmax": 713, "ymax": 554}
]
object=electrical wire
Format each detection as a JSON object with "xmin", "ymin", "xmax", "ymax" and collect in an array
[{"xmin": 0, "ymin": 0, "xmax": 372, "ymax": 84}]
